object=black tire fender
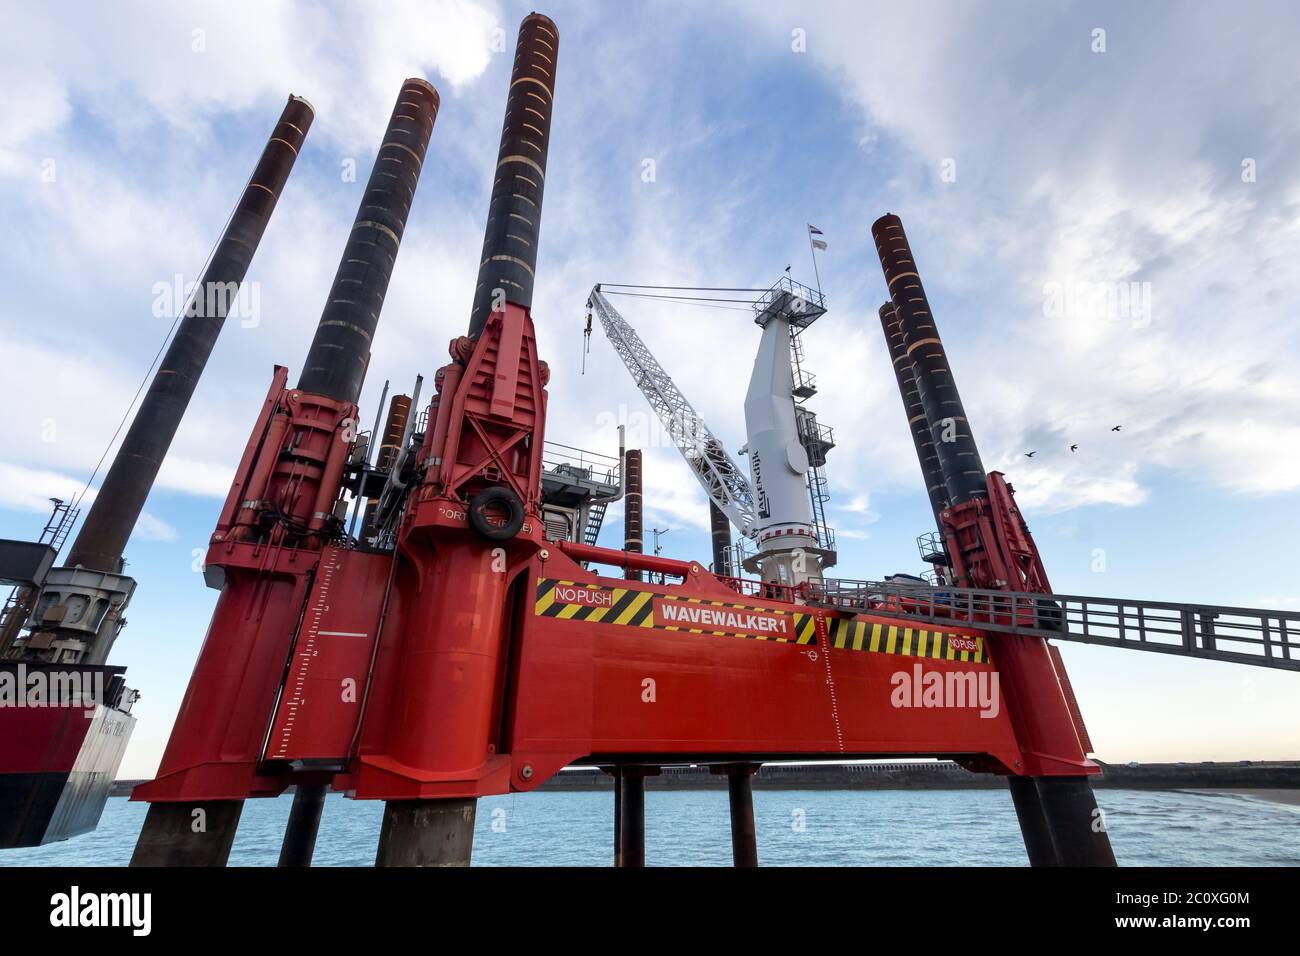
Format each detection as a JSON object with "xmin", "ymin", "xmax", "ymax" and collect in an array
[{"xmin": 468, "ymin": 486, "xmax": 525, "ymax": 541}]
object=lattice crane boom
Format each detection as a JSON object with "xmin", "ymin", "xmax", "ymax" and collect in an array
[{"xmin": 587, "ymin": 286, "xmax": 757, "ymax": 537}]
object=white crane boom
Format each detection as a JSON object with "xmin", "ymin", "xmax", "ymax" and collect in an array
[{"xmin": 587, "ymin": 286, "xmax": 757, "ymax": 537}]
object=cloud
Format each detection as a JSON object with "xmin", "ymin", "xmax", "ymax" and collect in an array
[
  {"xmin": 0, "ymin": 463, "xmax": 93, "ymax": 515},
  {"xmin": 0, "ymin": 1, "xmax": 502, "ymax": 164},
  {"xmin": 729, "ymin": 0, "xmax": 1300, "ymax": 511},
  {"xmin": 134, "ymin": 512, "xmax": 179, "ymax": 543},
  {"xmin": 0, "ymin": 331, "xmax": 250, "ymax": 504},
  {"xmin": 0, "ymin": 1, "xmax": 506, "ymax": 517}
]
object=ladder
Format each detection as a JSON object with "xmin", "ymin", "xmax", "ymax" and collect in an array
[
  {"xmin": 584, "ymin": 500, "xmax": 608, "ymax": 546},
  {"xmin": 789, "ymin": 330, "xmax": 817, "ymax": 401},
  {"xmin": 806, "ymin": 466, "xmax": 835, "ymax": 560},
  {"xmin": 0, "ymin": 499, "xmax": 79, "ymax": 654},
  {"xmin": 800, "ymin": 578, "xmax": 1300, "ymax": 672}
]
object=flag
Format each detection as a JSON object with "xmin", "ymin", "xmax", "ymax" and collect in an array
[{"xmin": 808, "ymin": 223, "xmax": 827, "ymax": 250}]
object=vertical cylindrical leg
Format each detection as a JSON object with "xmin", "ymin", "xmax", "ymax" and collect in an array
[
  {"xmin": 624, "ymin": 449, "xmax": 644, "ymax": 582},
  {"xmin": 617, "ymin": 769, "xmax": 646, "ymax": 867},
  {"xmin": 726, "ymin": 768, "xmax": 758, "ymax": 867},
  {"xmin": 360, "ymin": 394, "xmax": 413, "ymax": 540},
  {"xmin": 611, "ymin": 766, "xmax": 623, "ymax": 867},
  {"xmin": 466, "ymin": 13, "xmax": 560, "ymax": 339},
  {"xmin": 130, "ymin": 800, "xmax": 244, "ymax": 867},
  {"xmin": 67, "ymin": 95, "xmax": 315, "ymax": 586},
  {"xmin": 709, "ymin": 501, "xmax": 733, "ymax": 576},
  {"xmin": 375, "ymin": 798, "xmax": 476, "ymax": 867},
  {"xmin": 1037, "ymin": 776, "xmax": 1117, "ymax": 866},
  {"xmin": 872, "ymin": 213, "xmax": 987, "ymax": 507},
  {"xmin": 879, "ymin": 301, "xmax": 948, "ymax": 527},
  {"xmin": 278, "ymin": 783, "xmax": 326, "ymax": 868},
  {"xmin": 1007, "ymin": 776, "xmax": 1059, "ymax": 867},
  {"xmin": 297, "ymin": 79, "xmax": 439, "ymax": 405}
]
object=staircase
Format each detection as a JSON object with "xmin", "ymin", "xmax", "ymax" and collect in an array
[{"xmin": 584, "ymin": 500, "xmax": 608, "ymax": 546}]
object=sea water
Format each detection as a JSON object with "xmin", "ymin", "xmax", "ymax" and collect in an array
[{"xmin": 3, "ymin": 788, "xmax": 1296, "ymax": 867}]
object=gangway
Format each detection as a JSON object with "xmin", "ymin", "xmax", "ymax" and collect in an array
[{"xmin": 799, "ymin": 578, "xmax": 1300, "ymax": 671}]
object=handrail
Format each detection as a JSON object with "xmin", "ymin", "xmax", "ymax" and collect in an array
[{"xmin": 799, "ymin": 578, "xmax": 1300, "ymax": 672}]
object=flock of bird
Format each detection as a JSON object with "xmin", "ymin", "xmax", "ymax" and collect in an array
[{"xmin": 1024, "ymin": 425, "xmax": 1123, "ymax": 459}]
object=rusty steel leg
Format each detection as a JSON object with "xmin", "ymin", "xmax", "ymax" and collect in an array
[
  {"xmin": 278, "ymin": 783, "xmax": 326, "ymax": 867},
  {"xmin": 130, "ymin": 800, "xmax": 244, "ymax": 867},
  {"xmin": 375, "ymin": 798, "xmax": 476, "ymax": 867},
  {"xmin": 1038, "ymin": 776, "xmax": 1117, "ymax": 866},
  {"xmin": 617, "ymin": 768, "xmax": 647, "ymax": 867},
  {"xmin": 1007, "ymin": 776, "xmax": 1060, "ymax": 867}
]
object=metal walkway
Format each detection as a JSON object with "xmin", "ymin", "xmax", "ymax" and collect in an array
[{"xmin": 801, "ymin": 579, "xmax": 1300, "ymax": 672}]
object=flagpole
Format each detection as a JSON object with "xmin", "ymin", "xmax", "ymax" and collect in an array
[{"xmin": 807, "ymin": 229, "xmax": 823, "ymax": 299}]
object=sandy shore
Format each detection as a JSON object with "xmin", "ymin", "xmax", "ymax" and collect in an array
[{"xmin": 1184, "ymin": 788, "xmax": 1300, "ymax": 807}]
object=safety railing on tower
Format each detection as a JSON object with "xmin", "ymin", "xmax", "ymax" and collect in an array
[{"xmin": 541, "ymin": 441, "xmax": 621, "ymax": 487}]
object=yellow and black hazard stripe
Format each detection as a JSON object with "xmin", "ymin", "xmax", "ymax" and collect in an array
[
  {"xmin": 534, "ymin": 578, "xmax": 657, "ymax": 627},
  {"xmin": 826, "ymin": 617, "xmax": 988, "ymax": 663},
  {"xmin": 534, "ymin": 579, "xmax": 815, "ymax": 645},
  {"xmin": 792, "ymin": 613, "xmax": 818, "ymax": 645}
]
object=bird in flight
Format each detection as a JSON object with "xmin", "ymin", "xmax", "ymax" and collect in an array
[
  {"xmin": 1070, "ymin": 444, "xmax": 1078, "ymax": 453},
  {"xmin": 1025, "ymin": 451, "xmax": 1037, "ymax": 458},
  {"xmin": 1111, "ymin": 425, "xmax": 1122, "ymax": 432}
]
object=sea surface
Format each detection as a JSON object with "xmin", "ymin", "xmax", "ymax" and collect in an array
[{"xmin": 3, "ymin": 788, "xmax": 1297, "ymax": 867}]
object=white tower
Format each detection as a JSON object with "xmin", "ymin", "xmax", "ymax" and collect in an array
[{"xmin": 743, "ymin": 281, "xmax": 833, "ymax": 586}]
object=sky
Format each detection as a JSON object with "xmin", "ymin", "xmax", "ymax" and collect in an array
[{"xmin": 1, "ymin": 0, "xmax": 1297, "ymax": 778}]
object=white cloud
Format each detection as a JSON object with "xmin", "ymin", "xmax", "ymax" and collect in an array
[
  {"xmin": 0, "ymin": 1, "xmax": 502, "ymax": 163},
  {"xmin": 134, "ymin": 512, "xmax": 178, "ymax": 543},
  {"xmin": 0, "ymin": 332, "xmax": 249, "ymax": 504},
  {"xmin": 730, "ymin": 0, "xmax": 1300, "ymax": 512},
  {"xmin": 0, "ymin": 463, "xmax": 93, "ymax": 515}
]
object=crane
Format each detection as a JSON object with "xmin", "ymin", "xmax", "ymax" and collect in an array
[
  {"xmin": 587, "ymin": 286, "xmax": 757, "ymax": 535},
  {"xmin": 587, "ymin": 282, "xmax": 837, "ymax": 586}
]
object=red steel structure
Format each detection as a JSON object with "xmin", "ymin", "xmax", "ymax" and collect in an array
[
  {"xmin": 131, "ymin": 14, "xmax": 1113, "ymax": 867},
  {"xmin": 873, "ymin": 213, "xmax": 1111, "ymax": 864},
  {"xmin": 131, "ymin": 75, "xmax": 440, "ymax": 865}
]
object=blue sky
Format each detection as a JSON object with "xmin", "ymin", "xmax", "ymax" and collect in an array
[{"xmin": 1, "ymin": 0, "xmax": 1297, "ymax": 777}]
